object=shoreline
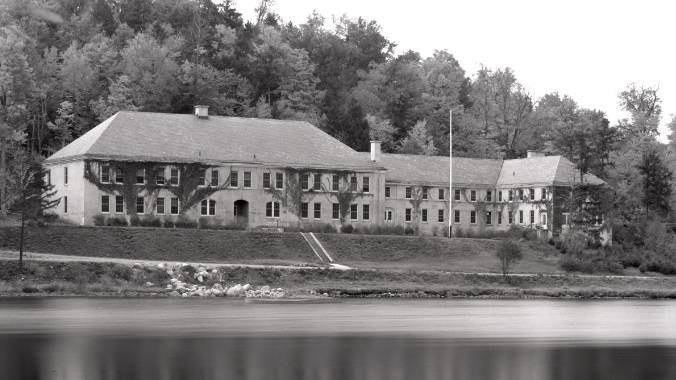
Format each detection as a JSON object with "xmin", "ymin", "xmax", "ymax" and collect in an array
[{"xmin": 2, "ymin": 259, "xmax": 676, "ymax": 300}]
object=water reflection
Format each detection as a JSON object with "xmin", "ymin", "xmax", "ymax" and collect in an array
[{"xmin": 0, "ymin": 299, "xmax": 675, "ymax": 380}]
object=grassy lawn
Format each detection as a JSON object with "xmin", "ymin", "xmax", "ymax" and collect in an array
[
  {"xmin": 316, "ymin": 234, "xmax": 563, "ymax": 273},
  {"xmin": 0, "ymin": 226, "xmax": 318, "ymax": 266}
]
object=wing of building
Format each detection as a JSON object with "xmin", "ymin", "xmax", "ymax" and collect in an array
[{"xmin": 45, "ymin": 107, "xmax": 607, "ymax": 238}]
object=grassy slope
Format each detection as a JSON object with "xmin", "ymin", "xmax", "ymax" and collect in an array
[
  {"xmin": 0, "ymin": 226, "xmax": 318, "ymax": 266},
  {"xmin": 316, "ymin": 234, "xmax": 563, "ymax": 273}
]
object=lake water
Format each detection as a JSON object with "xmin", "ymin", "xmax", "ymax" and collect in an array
[{"xmin": 1, "ymin": 298, "xmax": 675, "ymax": 380}]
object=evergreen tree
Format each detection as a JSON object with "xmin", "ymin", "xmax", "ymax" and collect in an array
[{"xmin": 637, "ymin": 149, "xmax": 673, "ymax": 219}]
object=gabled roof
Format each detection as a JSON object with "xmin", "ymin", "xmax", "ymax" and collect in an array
[
  {"xmin": 369, "ymin": 153, "xmax": 606, "ymax": 188},
  {"xmin": 363, "ymin": 153, "xmax": 503, "ymax": 187},
  {"xmin": 46, "ymin": 111, "xmax": 382, "ymax": 171}
]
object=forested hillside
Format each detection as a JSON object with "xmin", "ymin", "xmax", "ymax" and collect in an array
[{"xmin": 0, "ymin": 0, "xmax": 674, "ymax": 227}]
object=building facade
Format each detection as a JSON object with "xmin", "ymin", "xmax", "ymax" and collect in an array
[{"xmin": 44, "ymin": 107, "xmax": 607, "ymax": 238}]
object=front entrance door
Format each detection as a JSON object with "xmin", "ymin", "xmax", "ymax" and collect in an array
[{"xmin": 234, "ymin": 200, "xmax": 249, "ymax": 226}]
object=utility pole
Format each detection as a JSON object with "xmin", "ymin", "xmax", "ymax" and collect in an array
[{"xmin": 448, "ymin": 109, "xmax": 453, "ymax": 238}]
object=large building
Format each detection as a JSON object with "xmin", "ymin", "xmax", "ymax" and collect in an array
[{"xmin": 44, "ymin": 106, "xmax": 607, "ymax": 238}]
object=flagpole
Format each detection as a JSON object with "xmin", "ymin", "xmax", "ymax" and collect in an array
[{"xmin": 448, "ymin": 109, "xmax": 453, "ymax": 238}]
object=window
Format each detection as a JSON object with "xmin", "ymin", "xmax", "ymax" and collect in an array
[
  {"xmin": 350, "ymin": 204, "xmax": 358, "ymax": 220},
  {"xmin": 101, "ymin": 165, "xmax": 110, "ymax": 183},
  {"xmin": 350, "ymin": 176, "xmax": 357, "ymax": 192},
  {"xmin": 301, "ymin": 202, "xmax": 309, "ymax": 218},
  {"xmin": 243, "ymin": 171, "xmax": 252, "ymax": 188},
  {"xmin": 470, "ymin": 210, "xmax": 476, "ymax": 224},
  {"xmin": 156, "ymin": 197, "xmax": 165, "ymax": 215},
  {"xmin": 498, "ymin": 211, "xmax": 502, "ymax": 224},
  {"xmin": 64, "ymin": 167, "xmax": 68, "ymax": 185},
  {"xmin": 518, "ymin": 189, "xmax": 524, "ymax": 201},
  {"xmin": 263, "ymin": 173, "xmax": 271, "ymax": 189},
  {"xmin": 454, "ymin": 210, "xmax": 460, "ymax": 223},
  {"xmin": 201, "ymin": 199, "xmax": 216, "ymax": 216},
  {"xmin": 529, "ymin": 188, "xmax": 535, "ymax": 201},
  {"xmin": 199, "ymin": 169, "xmax": 206, "ymax": 186},
  {"xmin": 332, "ymin": 175, "xmax": 339, "ymax": 191},
  {"xmin": 313, "ymin": 174, "xmax": 321, "ymax": 191},
  {"xmin": 136, "ymin": 169, "xmax": 145, "ymax": 184},
  {"xmin": 422, "ymin": 188, "xmax": 428, "ymax": 200},
  {"xmin": 385, "ymin": 186, "xmax": 391, "ymax": 198},
  {"xmin": 362, "ymin": 204, "xmax": 370, "ymax": 220},
  {"xmin": 265, "ymin": 202, "xmax": 280, "ymax": 217},
  {"xmin": 530, "ymin": 210, "xmax": 535, "ymax": 224},
  {"xmin": 438, "ymin": 209, "xmax": 444, "ymax": 222},
  {"xmin": 519, "ymin": 210, "xmax": 524, "ymax": 224},
  {"xmin": 405, "ymin": 187, "xmax": 412, "ymax": 199},
  {"xmin": 470, "ymin": 190, "xmax": 476, "ymax": 202},
  {"xmin": 498, "ymin": 191, "xmax": 502, "ymax": 202},
  {"xmin": 362, "ymin": 176, "xmax": 370, "ymax": 192},
  {"xmin": 486, "ymin": 211, "xmax": 492, "ymax": 225},
  {"xmin": 115, "ymin": 168, "xmax": 124, "ymax": 184},
  {"xmin": 46, "ymin": 170, "xmax": 51, "ymax": 186},
  {"xmin": 115, "ymin": 196, "xmax": 124, "ymax": 213},
  {"xmin": 230, "ymin": 171, "xmax": 238, "ymax": 187},
  {"xmin": 439, "ymin": 189, "xmax": 445, "ymax": 200},
  {"xmin": 101, "ymin": 195, "xmax": 110, "ymax": 213},
  {"xmin": 421, "ymin": 209, "xmax": 428, "ymax": 222},
  {"xmin": 64, "ymin": 196, "xmax": 68, "ymax": 213},
  {"xmin": 541, "ymin": 188, "xmax": 547, "ymax": 200},
  {"xmin": 486, "ymin": 190, "xmax": 492, "ymax": 202},
  {"xmin": 170, "ymin": 197, "xmax": 179, "ymax": 215},
  {"xmin": 170, "ymin": 168, "xmax": 179, "ymax": 185},
  {"xmin": 405, "ymin": 208, "xmax": 412, "ymax": 222},
  {"xmin": 314, "ymin": 203, "xmax": 321, "ymax": 219},
  {"xmin": 156, "ymin": 167, "xmax": 165, "ymax": 185},
  {"xmin": 211, "ymin": 170, "xmax": 219, "ymax": 187},
  {"xmin": 541, "ymin": 212, "xmax": 548, "ymax": 226},
  {"xmin": 508, "ymin": 211, "xmax": 513, "ymax": 224},
  {"xmin": 385, "ymin": 209, "xmax": 393, "ymax": 222},
  {"xmin": 508, "ymin": 190, "xmax": 514, "ymax": 201},
  {"xmin": 454, "ymin": 189, "xmax": 461, "ymax": 200},
  {"xmin": 275, "ymin": 173, "xmax": 283, "ymax": 189},
  {"xmin": 332, "ymin": 203, "xmax": 340, "ymax": 220},
  {"xmin": 301, "ymin": 174, "xmax": 309, "ymax": 190},
  {"xmin": 136, "ymin": 197, "xmax": 144, "ymax": 214}
]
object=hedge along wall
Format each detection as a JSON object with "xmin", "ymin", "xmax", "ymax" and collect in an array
[{"xmin": 0, "ymin": 226, "xmax": 317, "ymax": 264}]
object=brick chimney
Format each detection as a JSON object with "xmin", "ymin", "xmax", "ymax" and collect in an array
[
  {"xmin": 194, "ymin": 105, "xmax": 209, "ymax": 119},
  {"xmin": 370, "ymin": 141, "xmax": 381, "ymax": 162},
  {"xmin": 527, "ymin": 150, "xmax": 545, "ymax": 158}
]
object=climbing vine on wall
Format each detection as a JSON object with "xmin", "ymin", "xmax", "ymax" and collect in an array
[
  {"xmin": 265, "ymin": 168, "xmax": 365, "ymax": 223},
  {"xmin": 84, "ymin": 160, "xmax": 230, "ymax": 216}
]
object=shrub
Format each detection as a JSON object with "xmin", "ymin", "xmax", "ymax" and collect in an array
[
  {"xmin": 404, "ymin": 226, "xmax": 415, "ymax": 235},
  {"xmin": 496, "ymin": 239, "xmax": 523, "ymax": 276},
  {"xmin": 129, "ymin": 215, "xmax": 140, "ymax": 227},
  {"xmin": 560, "ymin": 229, "xmax": 588, "ymax": 256},
  {"xmin": 507, "ymin": 225, "xmax": 538, "ymax": 241},
  {"xmin": 175, "ymin": 216, "xmax": 198, "ymax": 229},
  {"xmin": 560, "ymin": 254, "xmax": 624, "ymax": 274},
  {"xmin": 93, "ymin": 214, "xmax": 106, "ymax": 226},
  {"xmin": 340, "ymin": 224, "xmax": 354, "ymax": 234},
  {"xmin": 198, "ymin": 217, "xmax": 212, "ymax": 229},
  {"xmin": 139, "ymin": 216, "xmax": 162, "ymax": 228},
  {"xmin": 285, "ymin": 222, "xmax": 337, "ymax": 233},
  {"xmin": 163, "ymin": 218, "xmax": 175, "ymax": 228},
  {"xmin": 106, "ymin": 216, "xmax": 128, "ymax": 227}
]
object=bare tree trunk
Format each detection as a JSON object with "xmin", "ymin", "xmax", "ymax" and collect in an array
[
  {"xmin": 19, "ymin": 209, "xmax": 25, "ymax": 271},
  {"xmin": 0, "ymin": 145, "xmax": 6, "ymax": 216}
]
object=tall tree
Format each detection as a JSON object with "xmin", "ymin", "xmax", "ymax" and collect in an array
[{"xmin": 637, "ymin": 148, "xmax": 673, "ymax": 219}]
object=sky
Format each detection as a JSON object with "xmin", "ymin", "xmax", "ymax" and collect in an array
[{"xmin": 238, "ymin": 0, "xmax": 675, "ymax": 142}]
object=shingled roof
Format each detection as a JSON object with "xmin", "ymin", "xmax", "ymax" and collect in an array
[
  {"xmin": 365, "ymin": 153, "xmax": 503, "ymax": 187},
  {"xmin": 46, "ymin": 111, "xmax": 382, "ymax": 171},
  {"xmin": 367, "ymin": 153, "xmax": 605, "ymax": 187}
]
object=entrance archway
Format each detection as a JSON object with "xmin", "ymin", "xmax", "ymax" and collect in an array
[{"xmin": 233, "ymin": 200, "xmax": 249, "ymax": 226}]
